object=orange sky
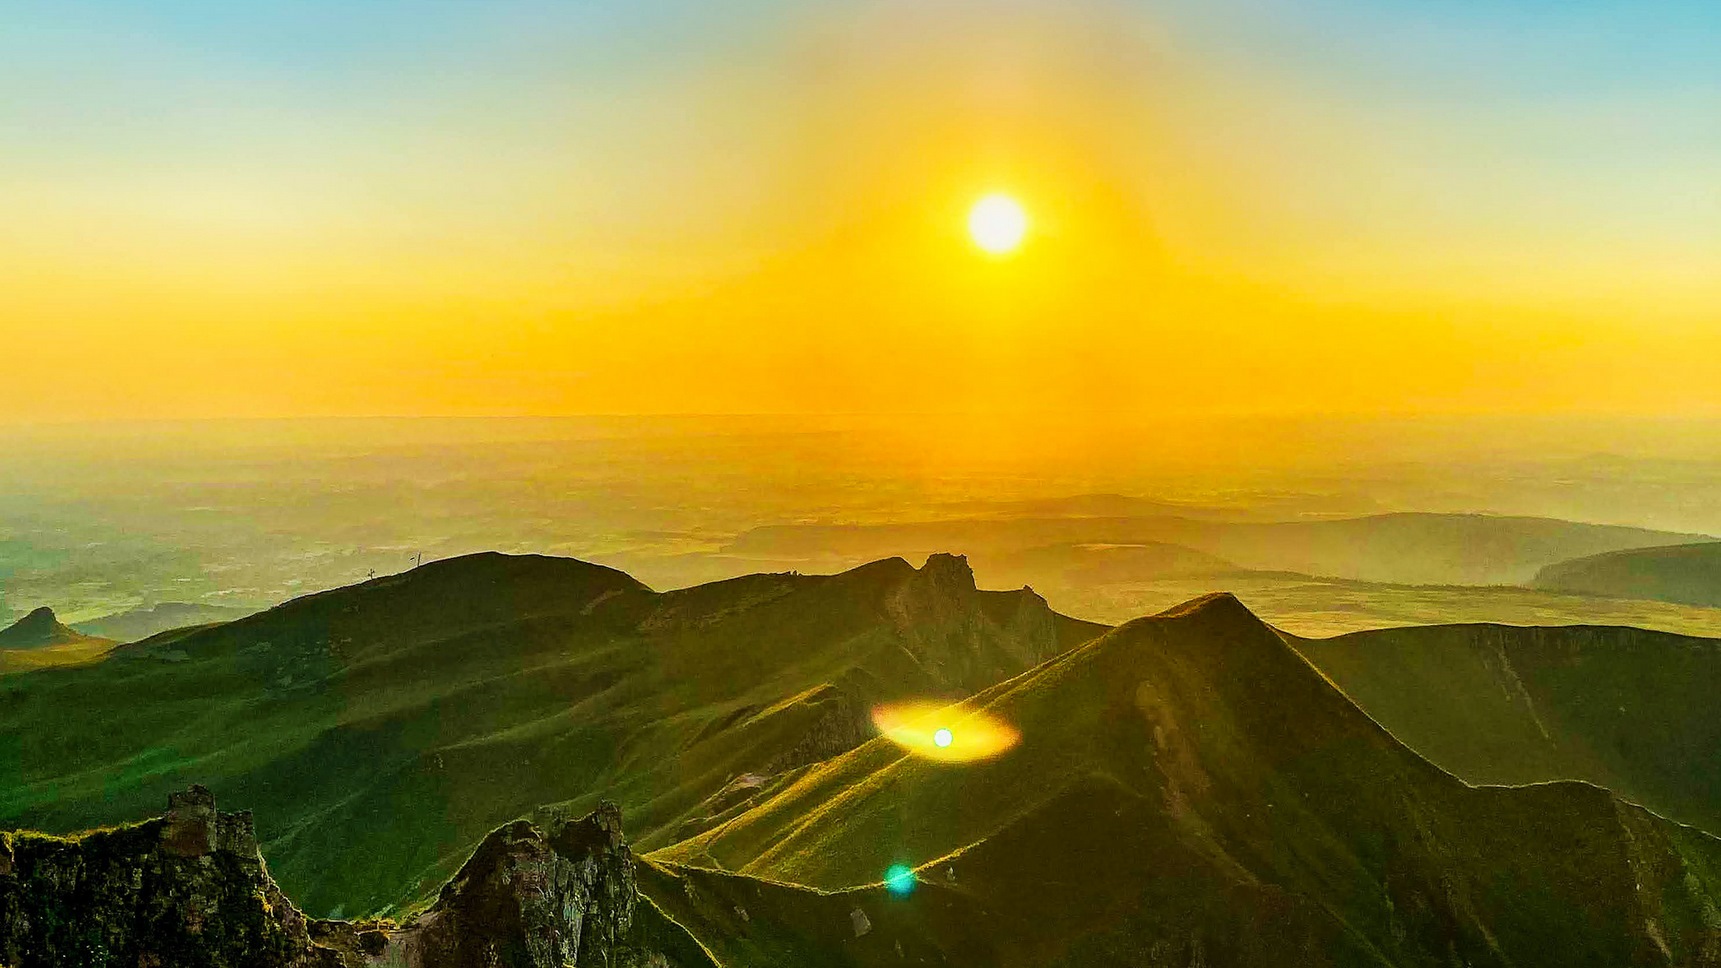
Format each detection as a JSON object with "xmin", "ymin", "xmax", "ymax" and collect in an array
[{"xmin": 5, "ymin": 1, "xmax": 1720, "ymax": 421}]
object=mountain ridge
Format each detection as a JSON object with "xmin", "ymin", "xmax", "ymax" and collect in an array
[
  {"xmin": 0, "ymin": 549, "xmax": 1098, "ymax": 916},
  {"xmin": 655, "ymin": 590, "xmax": 1721, "ymax": 965}
]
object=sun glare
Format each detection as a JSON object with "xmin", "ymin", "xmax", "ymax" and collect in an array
[
  {"xmin": 873, "ymin": 701, "xmax": 1021, "ymax": 762},
  {"xmin": 968, "ymin": 193, "xmax": 1029, "ymax": 255}
]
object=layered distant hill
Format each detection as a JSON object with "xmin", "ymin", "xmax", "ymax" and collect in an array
[
  {"xmin": 8, "ymin": 551, "xmax": 1721, "ymax": 966},
  {"xmin": 0, "ymin": 606, "xmax": 113, "ymax": 674},
  {"xmin": 726, "ymin": 511, "xmax": 1710, "ymax": 586},
  {"xmin": 1534, "ymin": 541, "xmax": 1721, "ymax": 608},
  {"xmin": 72, "ymin": 601, "xmax": 255, "ymax": 643}
]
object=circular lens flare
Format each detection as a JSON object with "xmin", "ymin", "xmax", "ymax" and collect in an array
[
  {"xmin": 873, "ymin": 702, "xmax": 1020, "ymax": 762},
  {"xmin": 884, "ymin": 864, "xmax": 917, "ymax": 895}
]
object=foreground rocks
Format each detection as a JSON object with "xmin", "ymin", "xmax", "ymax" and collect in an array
[{"xmin": 0, "ymin": 787, "xmax": 680, "ymax": 968}]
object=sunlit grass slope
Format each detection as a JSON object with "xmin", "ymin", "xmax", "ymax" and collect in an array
[
  {"xmin": 0, "ymin": 551, "xmax": 1098, "ymax": 917},
  {"xmin": 657, "ymin": 594, "xmax": 1721, "ymax": 965}
]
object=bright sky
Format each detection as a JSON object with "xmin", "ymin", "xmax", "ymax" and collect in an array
[{"xmin": 4, "ymin": 0, "xmax": 1720, "ymax": 420}]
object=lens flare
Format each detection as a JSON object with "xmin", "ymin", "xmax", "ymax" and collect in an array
[
  {"xmin": 872, "ymin": 702, "xmax": 1020, "ymax": 762},
  {"xmin": 884, "ymin": 864, "xmax": 917, "ymax": 896}
]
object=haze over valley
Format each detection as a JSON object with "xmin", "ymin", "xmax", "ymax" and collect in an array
[{"xmin": 6, "ymin": 415, "xmax": 1721, "ymax": 646}]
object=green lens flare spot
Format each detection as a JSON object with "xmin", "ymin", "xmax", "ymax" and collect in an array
[{"xmin": 884, "ymin": 864, "xmax": 917, "ymax": 895}]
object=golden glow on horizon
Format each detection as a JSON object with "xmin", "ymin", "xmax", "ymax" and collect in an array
[
  {"xmin": 4, "ymin": 2, "xmax": 1721, "ymax": 422},
  {"xmin": 968, "ymin": 194, "xmax": 1029, "ymax": 256},
  {"xmin": 873, "ymin": 701, "xmax": 1021, "ymax": 763}
]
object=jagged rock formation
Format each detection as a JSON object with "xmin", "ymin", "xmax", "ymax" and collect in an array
[
  {"xmin": 761, "ymin": 685, "xmax": 874, "ymax": 774},
  {"xmin": 886, "ymin": 553, "xmax": 1062, "ymax": 692},
  {"xmin": 0, "ymin": 788, "xmax": 683, "ymax": 968},
  {"xmin": 383, "ymin": 804, "xmax": 647, "ymax": 968},
  {"xmin": 0, "ymin": 786, "xmax": 323, "ymax": 967}
]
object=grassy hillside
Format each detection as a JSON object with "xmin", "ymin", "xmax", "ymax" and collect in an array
[
  {"xmin": 1293, "ymin": 622, "xmax": 1721, "ymax": 838},
  {"xmin": 657, "ymin": 595, "xmax": 1721, "ymax": 966},
  {"xmin": 9, "ymin": 555, "xmax": 1721, "ymax": 964},
  {"xmin": 0, "ymin": 551, "xmax": 1098, "ymax": 917},
  {"xmin": 1535, "ymin": 541, "xmax": 1721, "ymax": 608}
]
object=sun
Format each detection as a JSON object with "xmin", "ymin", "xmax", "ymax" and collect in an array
[{"xmin": 967, "ymin": 193, "xmax": 1028, "ymax": 256}]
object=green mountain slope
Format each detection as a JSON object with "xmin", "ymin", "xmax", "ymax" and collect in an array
[
  {"xmin": 1292, "ymin": 622, "xmax": 1721, "ymax": 838},
  {"xmin": 657, "ymin": 595, "xmax": 1721, "ymax": 966},
  {"xmin": 0, "ymin": 551, "xmax": 1098, "ymax": 917},
  {"xmin": 1535, "ymin": 541, "xmax": 1721, "ymax": 608}
]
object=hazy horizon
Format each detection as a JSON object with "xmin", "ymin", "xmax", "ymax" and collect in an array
[{"xmin": 6, "ymin": 413, "xmax": 1721, "ymax": 641}]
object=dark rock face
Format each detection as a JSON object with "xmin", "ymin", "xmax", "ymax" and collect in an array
[
  {"xmin": 0, "ymin": 789, "xmax": 676, "ymax": 968},
  {"xmin": 386, "ymin": 804, "xmax": 644, "ymax": 968},
  {"xmin": 762, "ymin": 686, "xmax": 875, "ymax": 774},
  {"xmin": 887, "ymin": 553, "xmax": 1061, "ymax": 692},
  {"xmin": 0, "ymin": 785, "xmax": 323, "ymax": 967}
]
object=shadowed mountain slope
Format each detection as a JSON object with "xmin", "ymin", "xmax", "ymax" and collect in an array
[
  {"xmin": 1292, "ymin": 622, "xmax": 1721, "ymax": 838},
  {"xmin": 0, "ymin": 551, "xmax": 1099, "ymax": 918},
  {"xmin": 1535, "ymin": 541, "xmax": 1721, "ymax": 608},
  {"xmin": 658, "ymin": 594, "xmax": 1721, "ymax": 966}
]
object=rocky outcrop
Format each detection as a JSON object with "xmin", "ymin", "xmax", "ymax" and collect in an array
[
  {"xmin": 0, "ymin": 789, "xmax": 685, "ymax": 968},
  {"xmin": 762, "ymin": 685, "xmax": 875, "ymax": 774},
  {"xmin": 887, "ymin": 553, "xmax": 1061, "ymax": 692},
  {"xmin": 0, "ymin": 786, "xmax": 324, "ymax": 967},
  {"xmin": 383, "ymin": 804, "xmax": 644, "ymax": 968}
]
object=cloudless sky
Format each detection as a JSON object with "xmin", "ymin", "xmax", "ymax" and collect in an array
[{"xmin": 4, "ymin": 0, "xmax": 1719, "ymax": 420}]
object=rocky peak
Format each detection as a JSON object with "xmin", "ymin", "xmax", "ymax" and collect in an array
[
  {"xmin": 0, "ymin": 785, "xmax": 318, "ymax": 967},
  {"xmin": 0, "ymin": 606, "xmax": 87, "ymax": 649},
  {"xmin": 392, "ymin": 803, "xmax": 639, "ymax": 968},
  {"xmin": 884, "ymin": 552, "xmax": 1060, "ymax": 694},
  {"xmin": 916, "ymin": 553, "xmax": 977, "ymax": 593}
]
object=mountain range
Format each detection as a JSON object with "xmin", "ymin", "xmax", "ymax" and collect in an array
[{"xmin": 5, "ymin": 551, "xmax": 1721, "ymax": 965}]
